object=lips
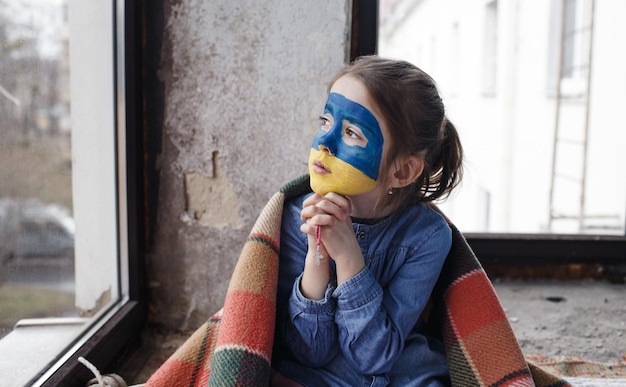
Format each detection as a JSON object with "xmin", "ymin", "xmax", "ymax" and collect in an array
[{"xmin": 312, "ymin": 159, "xmax": 331, "ymax": 174}]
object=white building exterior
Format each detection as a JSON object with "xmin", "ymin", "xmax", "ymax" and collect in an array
[{"xmin": 379, "ymin": 0, "xmax": 626, "ymax": 235}]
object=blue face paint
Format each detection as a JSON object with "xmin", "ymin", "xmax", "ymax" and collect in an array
[{"xmin": 311, "ymin": 92, "xmax": 384, "ymax": 181}]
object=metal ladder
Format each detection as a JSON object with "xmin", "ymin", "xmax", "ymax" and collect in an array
[{"xmin": 548, "ymin": 0, "xmax": 600, "ymax": 233}]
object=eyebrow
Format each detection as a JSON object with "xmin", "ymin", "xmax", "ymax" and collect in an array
[{"xmin": 325, "ymin": 93, "xmax": 380, "ymax": 133}]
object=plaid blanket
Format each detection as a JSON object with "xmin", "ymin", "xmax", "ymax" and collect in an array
[{"xmin": 145, "ymin": 175, "xmax": 570, "ymax": 387}]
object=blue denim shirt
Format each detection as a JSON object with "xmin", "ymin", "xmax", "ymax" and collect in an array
[{"xmin": 273, "ymin": 193, "xmax": 451, "ymax": 386}]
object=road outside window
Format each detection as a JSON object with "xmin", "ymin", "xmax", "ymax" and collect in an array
[{"xmin": 0, "ymin": 0, "xmax": 76, "ymax": 340}]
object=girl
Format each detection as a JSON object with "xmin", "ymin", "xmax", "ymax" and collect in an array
[{"xmin": 272, "ymin": 56, "xmax": 463, "ymax": 386}]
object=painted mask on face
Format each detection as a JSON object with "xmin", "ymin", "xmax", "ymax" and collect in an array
[{"xmin": 308, "ymin": 92, "xmax": 384, "ymax": 196}]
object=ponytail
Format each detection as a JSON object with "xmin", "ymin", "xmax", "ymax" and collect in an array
[{"xmin": 421, "ymin": 118, "xmax": 463, "ymax": 202}]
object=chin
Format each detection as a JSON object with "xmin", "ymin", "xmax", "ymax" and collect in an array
[{"xmin": 309, "ymin": 173, "xmax": 377, "ymax": 196}]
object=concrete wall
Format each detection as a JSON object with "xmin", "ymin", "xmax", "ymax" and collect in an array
[{"xmin": 148, "ymin": 0, "xmax": 350, "ymax": 331}]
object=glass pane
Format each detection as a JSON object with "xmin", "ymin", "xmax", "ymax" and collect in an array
[
  {"xmin": 0, "ymin": 0, "xmax": 76, "ymax": 339},
  {"xmin": 0, "ymin": 1, "xmax": 120, "ymax": 383},
  {"xmin": 379, "ymin": 0, "xmax": 626, "ymax": 235}
]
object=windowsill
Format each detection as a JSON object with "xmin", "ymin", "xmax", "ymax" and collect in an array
[
  {"xmin": 466, "ymin": 233, "xmax": 626, "ymax": 265},
  {"xmin": 0, "ymin": 317, "xmax": 88, "ymax": 386},
  {"xmin": 0, "ymin": 297, "xmax": 141, "ymax": 386}
]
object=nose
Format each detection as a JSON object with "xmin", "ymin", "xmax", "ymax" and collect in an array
[
  {"xmin": 316, "ymin": 121, "xmax": 340, "ymax": 155},
  {"xmin": 319, "ymin": 143, "xmax": 335, "ymax": 155}
]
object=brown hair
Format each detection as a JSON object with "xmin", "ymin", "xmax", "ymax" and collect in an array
[{"xmin": 329, "ymin": 55, "xmax": 463, "ymax": 212}]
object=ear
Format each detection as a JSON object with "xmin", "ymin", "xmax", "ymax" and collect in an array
[{"xmin": 389, "ymin": 156, "xmax": 424, "ymax": 188}]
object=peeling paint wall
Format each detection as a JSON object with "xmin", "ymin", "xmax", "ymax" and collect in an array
[{"xmin": 149, "ymin": 0, "xmax": 350, "ymax": 330}]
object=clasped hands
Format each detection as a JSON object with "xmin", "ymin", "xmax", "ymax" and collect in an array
[{"xmin": 300, "ymin": 193, "xmax": 365, "ymax": 280}]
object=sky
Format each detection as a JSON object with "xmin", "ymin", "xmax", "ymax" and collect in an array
[{"xmin": 3, "ymin": 0, "xmax": 67, "ymax": 59}]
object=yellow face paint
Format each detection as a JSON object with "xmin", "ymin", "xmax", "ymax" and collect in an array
[{"xmin": 308, "ymin": 148, "xmax": 377, "ymax": 196}]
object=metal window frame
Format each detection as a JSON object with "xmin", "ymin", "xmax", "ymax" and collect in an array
[{"xmin": 35, "ymin": 1, "xmax": 147, "ymax": 385}]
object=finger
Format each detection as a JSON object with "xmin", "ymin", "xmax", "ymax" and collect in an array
[
  {"xmin": 315, "ymin": 196, "xmax": 350, "ymax": 221},
  {"xmin": 300, "ymin": 203, "xmax": 329, "ymax": 222},
  {"xmin": 324, "ymin": 192, "xmax": 350, "ymax": 207},
  {"xmin": 300, "ymin": 220, "xmax": 333, "ymax": 236},
  {"xmin": 300, "ymin": 225, "xmax": 330, "ymax": 256},
  {"xmin": 302, "ymin": 193, "xmax": 324, "ymax": 208},
  {"xmin": 300, "ymin": 222, "xmax": 316, "ymax": 237},
  {"xmin": 324, "ymin": 193, "xmax": 351, "ymax": 215},
  {"xmin": 307, "ymin": 213, "xmax": 337, "ymax": 227}
]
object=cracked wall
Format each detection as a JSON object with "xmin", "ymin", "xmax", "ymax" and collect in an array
[{"xmin": 149, "ymin": 0, "xmax": 350, "ymax": 331}]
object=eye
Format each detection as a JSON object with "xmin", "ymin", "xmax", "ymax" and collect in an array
[
  {"xmin": 342, "ymin": 124, "xmax": 369, "ymax": 148},
  {"xmin": 319, "ymin": 115, "xmax": 332, "ymax": 131},
  {"xmin": 345, "ymin": 128, "xmax": 361, "ymax": 139}
]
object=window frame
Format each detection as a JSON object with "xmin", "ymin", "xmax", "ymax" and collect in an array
[
  {"xmin": 32, "ymin": 0, "xmax": 147, "ymax": 385},
  {"xmin": 356, "ymin": 0, "xmax": 626, "ymax": 268}
]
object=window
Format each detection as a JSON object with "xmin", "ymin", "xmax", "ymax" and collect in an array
[
  {"xmin": 0, "ymin": 0, "xmax": 77, "ymax": 339},
  {"xmin": 483, "ymin": 0, "xmax": 498, "ymax": 94},
  {"xmin": 378, "ymin": 0, "xmax": 625, "ymax": 235},
  {"xmin": 0, "ymin": 1, "xmax": 145, "ymax": 385},
  {"xmin": 377, "ymin": 0, "xmax": 624, "ymax": 262}
]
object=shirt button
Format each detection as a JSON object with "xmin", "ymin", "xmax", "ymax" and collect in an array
[{"xmin": 356, "ymin": 230, "xmax": 365, "ymax": 239}]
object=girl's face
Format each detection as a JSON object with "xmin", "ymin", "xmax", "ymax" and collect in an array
[{"xmin": 309, "ymin": 75, "xmax": 389, "ymax": 196}]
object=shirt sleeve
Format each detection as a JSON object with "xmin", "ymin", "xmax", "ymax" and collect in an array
[
  {"xmin": 275, "ymin": 194, "xmax": 340, "ymax": 367},
  {"xmin": 279, "ymin": 274, "xmax": 340, "ymax": 367},
  {"xmin": 332, "ymin": 221, "xmax": 451, "ymax": 375}
]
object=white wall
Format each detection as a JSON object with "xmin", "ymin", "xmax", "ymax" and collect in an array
[{"xmin": 380, "ymin": 0, "xmax": 626, "ymax": 234}]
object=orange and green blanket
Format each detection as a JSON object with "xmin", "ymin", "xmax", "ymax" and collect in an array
[{"xmin": 145, "ymin": 175, "xmax": 570, "ymax": 387}]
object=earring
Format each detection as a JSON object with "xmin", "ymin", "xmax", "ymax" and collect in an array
[{"xmin": 387, "ymin": 187, "xmax": 394, "ymax": 195}]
